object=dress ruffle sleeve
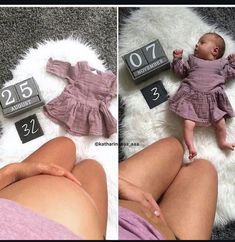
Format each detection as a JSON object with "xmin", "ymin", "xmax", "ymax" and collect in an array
[
  {"xmin": 171, "ymin": 57, "xmax": 190, "ymax": 79},
  {"xmin": 222, "ymin": 59, "xmax": 235, "ymax": 81},
  {"xmin": 105, "ymin": 71, "xmax": 117, "ymax": 97},
  {"xmin": 46, "ymin": 58, "xmax": 76, "ymax": 84}
]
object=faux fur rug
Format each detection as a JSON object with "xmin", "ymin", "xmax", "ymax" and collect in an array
[
  {"xmin": 119, "ymin": 7, "xmax": 235, "ymax": 227},
  {"xmin": 0, "ymin": 38, "xmax": 118, "ymax": 239}
]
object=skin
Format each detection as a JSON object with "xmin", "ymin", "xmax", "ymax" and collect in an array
[
  {"xmin": 0, "ymin": 136, "xmax": 107, "ymax": 240},
  {"xmin": 119, "ymin": 137, "xmax": 218, "ymax": 240},
  {"xmin": 194, "ymin": 34, "xmax": 220, "ymax": 60},
  {"xmin": 173, "ymin": 34, "xmax": 235, "ymax": 159},
  {"xmin": 184, "ymin": 119, "xmax": 197, "ymax": 160}
]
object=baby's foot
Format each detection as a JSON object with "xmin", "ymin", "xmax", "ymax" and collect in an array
[
  {"xmin": 219, "ymin": 142, "xmax": 235, "ymax": 151},
  {"xmin": 188, "ymin": 146, "xmax": 197, "ymax": 160}
]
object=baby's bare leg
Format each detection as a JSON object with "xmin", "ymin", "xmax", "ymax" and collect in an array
[
  {"xmin": 213, "ymin": 118, "xmax": 235, "ymax": 150},
  {"xmin": 184, "ymin": 120, "xmax": 197, "ymax": 160}
]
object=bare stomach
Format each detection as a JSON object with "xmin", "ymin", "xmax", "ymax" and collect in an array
[
  {"xmin": 0, "ymin": 175, "xmax": 103, "ymax": 240},
  {"xmin": 119, "ymin": 200, "xmax": 176, "ymax": 240}
]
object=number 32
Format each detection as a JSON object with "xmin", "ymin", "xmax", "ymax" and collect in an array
[{"xmin": 22, "ymin": 119, "xmax": 39, "ymax": 136}]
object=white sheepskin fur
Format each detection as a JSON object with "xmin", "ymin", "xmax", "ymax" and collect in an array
[
  {"xmin": 119, "ymin": 7, "xmax": 235, "ymax": 227},
  {"xmin": 0, "ymin": 38, "xmax": 118, "ymax": 239}
]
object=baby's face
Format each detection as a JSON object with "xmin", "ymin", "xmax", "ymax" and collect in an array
[{"xmin": 194, "ymin": 34, "xmax": 218, "ymax": 60}]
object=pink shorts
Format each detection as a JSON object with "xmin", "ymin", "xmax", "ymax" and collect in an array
[
  {"xmin": 119, "ymin": 206, "xmax": 165, "ymax": 240},
  {"xmin": 0, "ymin": 198, "xmax": 82, "ymax": 240}
]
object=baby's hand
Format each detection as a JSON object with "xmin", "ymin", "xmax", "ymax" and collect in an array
[
  {"xmin": 173, "ymin": 49, "xmax": 183, "ymax": 59},
  {"xmin": 227, "ymin": 53, "xmax": 235, "ymax": 62}
]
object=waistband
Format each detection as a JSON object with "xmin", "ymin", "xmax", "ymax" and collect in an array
[
  {"xmin": 182, "ymin": 83, "xmax": 224, "ymax": 95},
  {"xmin": 119, "ymin": 206, "xmax": 165, "ymax": 240},
  {"xmin": 63, "ymin": 92, "xmax": 106, "ymax": 109}
]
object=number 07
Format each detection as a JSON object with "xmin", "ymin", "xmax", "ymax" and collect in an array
[{"xmin": 145, "ymin": 43, "xmax": 156, "ymax": 59}]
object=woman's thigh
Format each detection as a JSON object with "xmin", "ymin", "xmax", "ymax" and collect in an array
[
  {"xmin": 0, "ymin": 175, "xmax": 104, "ymax": 240},
  {"xmin": 22, "ymin": 136, "xmax": 76, "ymax": 171},
  {"xmin": 119, "ymin": 137, "xmax": 184, "ymax": 200},
  {"xmin": 159, "ymin": 159, "xmax": 218, "ymax": 240},
  {"xmin": 71, "ymin": 159, "xmax": 108, "ymax": 237}
]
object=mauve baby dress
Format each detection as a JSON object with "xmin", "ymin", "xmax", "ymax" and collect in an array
[
  {"xmin": 169, "ymin": 55, "xmax": 235, "ymax": 125},
  {"xmin": 44, "ymin": 58, "xmax": 117, "ymax": 138}
]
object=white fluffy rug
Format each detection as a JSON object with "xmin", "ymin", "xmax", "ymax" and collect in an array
[
  {"xmin": 0, "ymin": 38, "xmax": 118, "ymax": 239},
  {"xmin": 119, "ymin": 7, "xmax": 235, "ymax": 226}
]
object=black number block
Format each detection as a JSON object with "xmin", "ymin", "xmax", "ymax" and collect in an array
[
  {"xmin": 15, "ymin": 114, "xmax": 44, "ymax": 144},
  {"xmin": 122, "ymin": 39, "xmax": 170, "ymax": 84},
  {"xmin": 141, "ymin": 80, "xmax": 169, "ymax": 109}
]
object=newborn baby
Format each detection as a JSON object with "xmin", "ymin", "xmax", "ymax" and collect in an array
[{"xmin": 169, "ymin": 32, "xmax": 235, "ymax": 160}]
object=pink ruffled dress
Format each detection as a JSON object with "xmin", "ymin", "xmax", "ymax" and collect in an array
[
  {"xmin": 169, "ymin": 55, "xmax": 235, "ymax": 125},
  {"xmin": 44, "ymin": 58, "xmax": 117, "ymax": 138}
]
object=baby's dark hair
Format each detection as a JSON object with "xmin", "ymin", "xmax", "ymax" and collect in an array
[{"xmin": 205, "ymin": 32, "xmax": 225, "ymax": 59}]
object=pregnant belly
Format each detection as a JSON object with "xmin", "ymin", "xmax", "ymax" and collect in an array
[{"xmin": 0, "ymin": 175, "xmax": 103, "ymax": 240}]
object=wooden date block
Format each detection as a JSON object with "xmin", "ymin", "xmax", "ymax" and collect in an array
[
  {"xmin": 0, "ymin": 77, "xmax": 44, "ymax": 118},
  {"xmin": 15, "ymin": 78, "xmax": 39, "ymax": 101},
  {"xmin": 122, "ymin": 39, "xmax": 171, "ymax": 84},
  {"xmin": 15, "ymin": 114, "xmax": 44, "ymax": 144},
  {"xmin": 141, "ymin": 80, "xmax": 169, "ymax": 109},
  {"xmin": 0, "ymin": 85, "xmax": 20, "ymax": 108},
  {"xmin": 124, "ymin": 48, "xmax": 148, "ymax": 72}
]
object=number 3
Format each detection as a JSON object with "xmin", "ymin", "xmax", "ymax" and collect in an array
[
  {"xmin": 151, "ymin": 87, "xmax": 160, "ymax": 101},
  {"xmin": 22, "ymin": 119, "xmax": 39, "ymax": 136}
]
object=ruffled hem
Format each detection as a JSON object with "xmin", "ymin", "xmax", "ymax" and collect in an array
[
  {"xmin": 169, "ymin": 85, "xmax": 234, "ymax": 124},
  {"xmin": 169, "ymin": 105, "xmax": 228, "ymax": 125},
  {"xmin": 43, "ymin": 103, "xmax": 117, "ymax": 138}
]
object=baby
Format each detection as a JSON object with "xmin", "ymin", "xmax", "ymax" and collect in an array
[{"xmin": 169, "ymin": 32, "xmax": 235, "ymax": 160}]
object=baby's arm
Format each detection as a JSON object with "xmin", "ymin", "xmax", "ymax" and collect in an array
[
  {"xmin": 223, "ymin": 53, "xmax": 235, "ymax": 80},
  {"xmin": 227, "ymin": 53, "xmax": 235, "ymax": 62},
  {"xmin": 171, "ymin": 49, "xmax": 190, "ymax": 78}
]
